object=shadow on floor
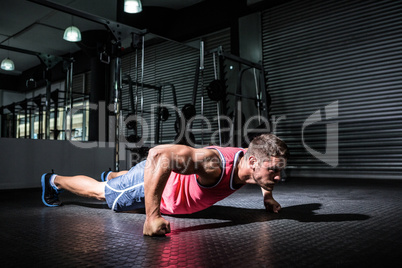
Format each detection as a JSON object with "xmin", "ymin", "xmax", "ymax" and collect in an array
[
  {"xmin": 169, "ymin": 203, "xmax": 370, "ymax": 234},
  {"xmin": 62, "ymin": 201, "xmax": 108, "ymax": 209},
  {"xmin": 60, "ymin": 200, "xmax": 370, "ymax": 234}
]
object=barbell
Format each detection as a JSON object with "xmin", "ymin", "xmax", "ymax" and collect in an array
[
  {"xmin": 174, "ymin": 103, "xmax": 196, "ymax": 133},
  {"xmin": 126, "ymin": 106, "xmax": 171, "ymax": 130}
]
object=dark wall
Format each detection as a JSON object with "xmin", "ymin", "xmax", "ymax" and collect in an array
[
  {"xmin": 0, "ymin": 74, "xmax": 18, "ymax": 91},
  {"xmin": 116, "ymin": 0, "xmax": 289, "ymax": 43}
]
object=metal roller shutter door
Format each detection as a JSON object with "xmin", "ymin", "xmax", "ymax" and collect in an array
[{"xmin": 262, "ymin": 0, "xmax": 402, "ymax": 179}]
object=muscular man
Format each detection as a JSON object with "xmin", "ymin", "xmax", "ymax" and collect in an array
[{"xmin": 41, "ymin": 133, "xmax": 289, "ymax": 236}]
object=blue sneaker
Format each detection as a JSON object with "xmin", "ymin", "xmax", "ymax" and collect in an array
[
  {"xmin": 101, "ymin": 169, "xmax": 112, "ymax": 182},
  {"xmin": 41, "ymin": 173, "xmax": 62, "ymax": 207}
]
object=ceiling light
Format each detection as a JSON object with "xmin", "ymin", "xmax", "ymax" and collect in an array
[
  {"xmin": 63, "ymin": 26, "xmax": 81, "ymax": 42},
  {"xmin": 1, "ymin": 58, "xmax": 15, "ymax": 71},
  {"xmin": 124, "ymin": 0, "xmax": 142, "ymax": 13}
]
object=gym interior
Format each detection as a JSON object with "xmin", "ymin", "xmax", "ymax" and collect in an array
[{"xmin": 1, "ymin": 0, "xmax": 401, "ymax": 267}]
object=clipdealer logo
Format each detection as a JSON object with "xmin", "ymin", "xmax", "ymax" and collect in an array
[
  {"xmin": 301, "ymin": 101, "xmax": 339, "ymax": 167},
  {"xmin": 66, "ymin": 100, "xmax": 339, "ymax": 167}
]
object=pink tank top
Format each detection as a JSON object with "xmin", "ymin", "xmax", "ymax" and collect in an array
[{"xmin": 160, "ymin": 146, "xmax": 246, "ymax": 215}]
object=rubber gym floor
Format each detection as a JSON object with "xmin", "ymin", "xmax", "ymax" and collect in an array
[{"xmin": 1, "ymin": 177, "xmax": 401, "ymax": 268}]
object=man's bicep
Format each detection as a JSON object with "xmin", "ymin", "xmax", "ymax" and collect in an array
[
  {"xmin": 172, "ymin": 147, "xmax": 218, "ymax": 175},
  {"xmin": 149, "ymin": 145, "xmax": 198, "ymax": 174}
]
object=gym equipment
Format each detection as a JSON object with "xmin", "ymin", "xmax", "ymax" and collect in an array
[
  {"xmin": 158, "ymin": 106, "xmax": 169, "ymax": 122},
  {"xmin": 122, "ymin": 76, "xmax": 180, "ymax": 144},
  {"xmin": 50, "ymin": 89, "xmax": 61, "ymax": 139},
  {"xmin": 0, "ymin": 41, "xmax": 70, "ymax": 140},
  {"xmin": 253, "ymin": 68, "xmax": 261, "ymax": 124},
  {"xmin": 200, "ymin": 41, "xmax": 205, "ymax": 145},
  {"xmin": 33, "ymin": 95, "xmax": 44, "ymax": 138},
  {"xmin": 2, "ymin": 104, "xmax": 17, "ymax": 138},
  {"xmin": 185, "ymin": 41, "xmax": 218, "ymax": 146},
  {"xmin": 207, "ymin": 78, "xmax": 263, "ymax": 105},
  {"xmin": 174, "ymin": 104, "xmax": 196, "ymax": 134},
  {"xmin": 0, "ymin": 86, "xmax": 88, "ymax": 140},
  {"xmin": 209, "ymin": 52, "xmax": 223, "ymax": 146},
  {"xmin": 113, "ymin": 56, "xmax": 122, "ymax": 171},
  {"xmin": 28, "ymin": 0, "xmax": 147, "ymax": 171},
  {"xmin": 215, "ymin": 46, "xmax": 270, "ymax": 116},
  {"xmin": 157, "ymin": 83, "xmax": 179, "ymax": 144},
  {"xmin": 208, "ymin": 46, "xmax": 271, "ymax": 146},
  {"xmin": 174, "ymin": 131, "xmax": 196, "ymax": 146},
  {"xmin": 126, "ymin": 134, "xmax": 141, "ymax": 143},
  {"xmin": 173, "ymin": 103, "xmax": 197, "ymax": 146},
  {"xmin": 125, "ymin": 114, "xmax": 137, "ymax": 130},
  {"xmin": 182, "ymin": 104, "xmax": 196, "ymax": 120},
  {"xmin": 207, "ymin": 79, "xmax": 226, "ymax": 102},
  {"xmin": 64, "ymin": 59, "xmax": 74, "ymax": 141}
]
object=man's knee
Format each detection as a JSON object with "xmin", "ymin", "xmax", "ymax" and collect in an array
[{"xmin": 94, "ymin": 182, "xmax": 106, "ymax": 200}]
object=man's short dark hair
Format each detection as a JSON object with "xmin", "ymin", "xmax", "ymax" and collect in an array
[{"xmin": 245, "ymin": 133, "xmax": 289, "ymax": 161}]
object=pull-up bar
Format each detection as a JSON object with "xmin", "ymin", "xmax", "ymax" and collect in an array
[{"xmin": 0, "ymin": 44, "xmax": 65, "ymax": 69}]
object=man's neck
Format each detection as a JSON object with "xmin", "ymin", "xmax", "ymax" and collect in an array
[{"xmin": 233, "ymin": 155, "xmax": 248, "ymax": 186}]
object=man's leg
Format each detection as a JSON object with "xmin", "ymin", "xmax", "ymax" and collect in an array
[
  {"xmin": 41, "ymin": 173, "xmax": 107, "ymax": 207},
  {"xmin": 108, "ymin": 171, "xmax": 129, "ymax": 180},
  {"xmin": 104, "ymin": 161, "xmax": 146, "ymax": 212},
  {"xmin": 54, "ymin": 175, "xmax": 106, "ymax": 200}
]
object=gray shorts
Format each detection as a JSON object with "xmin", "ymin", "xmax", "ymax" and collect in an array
[{"xmin": 104, "ymin": 161, "xmax": 146, "ymax": 212}]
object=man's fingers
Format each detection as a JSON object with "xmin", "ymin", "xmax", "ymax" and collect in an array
[
  {"xmin": 273, "ymin": 204, "xmax": 279, "ymax": 212},
  {"xmin": 158, "ymin": 222, "xmax": 171, "ymax": 235},
  {"xmin": 274, "ymin": 204, "xmax": 281, "ymax": 213},
  {"xmin": 264, "ymin": 201, "xmax": 281, "ymax": 213}
]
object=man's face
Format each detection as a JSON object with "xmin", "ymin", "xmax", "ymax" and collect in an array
[{"xmin": 252, "ymin": 156, "xmax": 286, "ymax": 191}]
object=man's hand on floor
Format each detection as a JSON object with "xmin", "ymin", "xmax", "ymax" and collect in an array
[
  {"xmin": 143, "ymin": 216, "xmax": 171, "ymax": 236},
  {"xmin": 264, "ymin": 198, "xmax": 281, "ymax": 213}
]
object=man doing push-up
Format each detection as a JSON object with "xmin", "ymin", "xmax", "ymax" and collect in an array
[{"xmin": 41, "ymin": 133, "xmax": 289, "ymax": 236}]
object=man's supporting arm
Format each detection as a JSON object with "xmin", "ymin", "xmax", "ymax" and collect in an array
[
  {"xmin": 261, "ymin": 187, "xmax": 281, "ymax": 213},
  {"xmin": 142, "ymin": 144, "xmax": 202, "ymax": 236},
  {"xmin": 143, "ymin": 146, "xmax": 173, "ymax": 236}
]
